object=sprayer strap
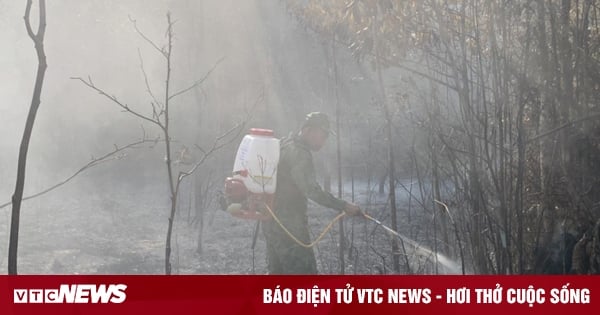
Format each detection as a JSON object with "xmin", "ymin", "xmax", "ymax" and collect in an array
[{"xmin": 264, "ymin": 203, "xmax": 346, "ymax": 248}]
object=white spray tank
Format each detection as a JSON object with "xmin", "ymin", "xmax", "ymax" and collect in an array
[
  {"xmin": 226, "ymin": 128, "xmax": 279, "ymax": 220},
  {"xmin": 232, "ymin": 128, "xmax": 280, "ymax": 193}
]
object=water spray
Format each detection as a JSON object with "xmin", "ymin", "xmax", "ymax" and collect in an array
[{"xmin": 361, "ymin": 211, "xmax": 463, "ymax": 275}]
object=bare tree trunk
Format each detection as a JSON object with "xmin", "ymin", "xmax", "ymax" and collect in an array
[
  {"xmin": 384, "ymin": 113, "xmax": 399, "ymax": 273},
  {"xmin": 374, "ymin": 47, "xmax": 400, "ymax": 273},
  {"xmin": 378, "ymin": 172, "xmax": 387, "ymax": 195},
  {"xmin": 9, "ymin": 0, "xmax": 47, "ymax": 275},
  {"xmin": 367, "ymin": 5, "xmax": 401, "ymax": 271},
  {"xmin": 332, "ymin": 32, "xmax": 345, "ymax": 274},
  {"xmin": 514, "ymin": 6, "xmax": 536, "ymax": 274},
  {"xmin": 535, "ymin": 0, "xmax": 560, "ymax": 266},
  {"xmin": 432, "ymin": 147, "xmax": 450, "ymax": 257},
  {"xmin": 162, "ymin": 13, "xmax": 178, "ymax": 275}
]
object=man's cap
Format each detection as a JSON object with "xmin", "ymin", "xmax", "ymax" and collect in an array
[{"xmin": 302, "ymin": 112, "xmax": 334, "ymax": 135}]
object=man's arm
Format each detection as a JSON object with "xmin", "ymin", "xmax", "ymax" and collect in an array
[{"xmin": 289, "ymin": 151, "xmax": 347, "ymax": 211}]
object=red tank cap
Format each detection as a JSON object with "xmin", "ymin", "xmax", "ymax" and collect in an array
[{"xmin": 249, "ymin": 128, "xmax": 274, "ymax": 137}]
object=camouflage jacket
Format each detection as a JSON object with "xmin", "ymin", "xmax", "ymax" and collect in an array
[{"xmin": 264, "ymin": 134, "xmax": 346, "ymax": 241}]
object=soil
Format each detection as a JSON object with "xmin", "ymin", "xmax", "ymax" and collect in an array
[{"xmin": 0, "ymin": 174, "xmax": 459, "ymax": 275}]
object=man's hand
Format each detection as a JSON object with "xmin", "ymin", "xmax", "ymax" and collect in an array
[{"xmin": 344, "ymin": 202, "xmax": 363, "ymax": 216}]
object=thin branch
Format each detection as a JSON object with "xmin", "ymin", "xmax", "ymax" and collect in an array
[
  {"xmin": 137, "ymin": 48, "xmax": 163, "ymax": 112},
  {"xmin": 71, "ymin": 76, "xmax": 162, "ymax": 128},
  {"xmin": 178, "ymin": 117, "xmax": 245, "ymax": 183},
  {"xmin": 23, "ymin": 0, "xmax": 35, "ymax": 40},
  {"xmin": 168, "ymin": 56, "xmax": 225, "ymax": 101},
  {"xmin": 217, "ymin": 115, "xmax": 251, "ymax": 144},
  {"xmin": 129, "ymin": 15, "xmax": 166, "ymax": 57},
  {"xmin": 176, "ymin": 90, "xmax": 263, "ymax": 184},
  {"xmin": 526, "ymin": 112, "xmax": 600, "ymax": 143},
  {"xmin": 36, "ymin": 0, "xmax": 46, "ymax": 40},
  {"xmin": 0, "ymin": 137, "xmax": 155, "ymax": 210},
  {"xmin": 297, "ymin": 17, "xmax": 458, "ymax": 90},
  {"xmin": 23, "ymin": 0, "xmax": 47, "ymax": 41}
]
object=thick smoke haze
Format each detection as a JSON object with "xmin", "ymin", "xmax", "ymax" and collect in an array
[
  {"xmin": 0, "ymin": 0, "xmax": 375, "ymax": 274},
  {"xmin": 3, "ymin": 0, "xmax": 597, "ymax": 275}
]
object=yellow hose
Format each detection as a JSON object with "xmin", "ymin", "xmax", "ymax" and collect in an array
[{"xmin": 263, "ymin": 203, "xmax": 347, "ymax": 248}]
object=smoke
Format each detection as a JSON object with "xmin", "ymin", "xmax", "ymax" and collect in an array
[{"xmin": 0, "ymin": 0, "xmax": 380, "ymax": 274}]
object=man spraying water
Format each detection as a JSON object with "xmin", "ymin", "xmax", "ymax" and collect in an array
[{"xmin": 262, "ymin": 112, "xmax": 362, "ymax": 274}]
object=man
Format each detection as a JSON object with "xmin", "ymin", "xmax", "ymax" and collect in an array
[{"xmin": 262, "ymin": 112, "xmax": 362, "ymax": 274}]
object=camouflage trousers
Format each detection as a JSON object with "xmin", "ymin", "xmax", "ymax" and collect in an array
[{"xmin": 263, "ymin": 222, "xmax": 317, "ymax": 274}]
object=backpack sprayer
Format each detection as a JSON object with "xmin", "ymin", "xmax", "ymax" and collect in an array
[
  {"xmin": 221, "ymin": 128, "xmax": 279, "ymax": 253},
  {"xmin": 223, "ymin": 128, "xmax": 279, "ymax": 221}
]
